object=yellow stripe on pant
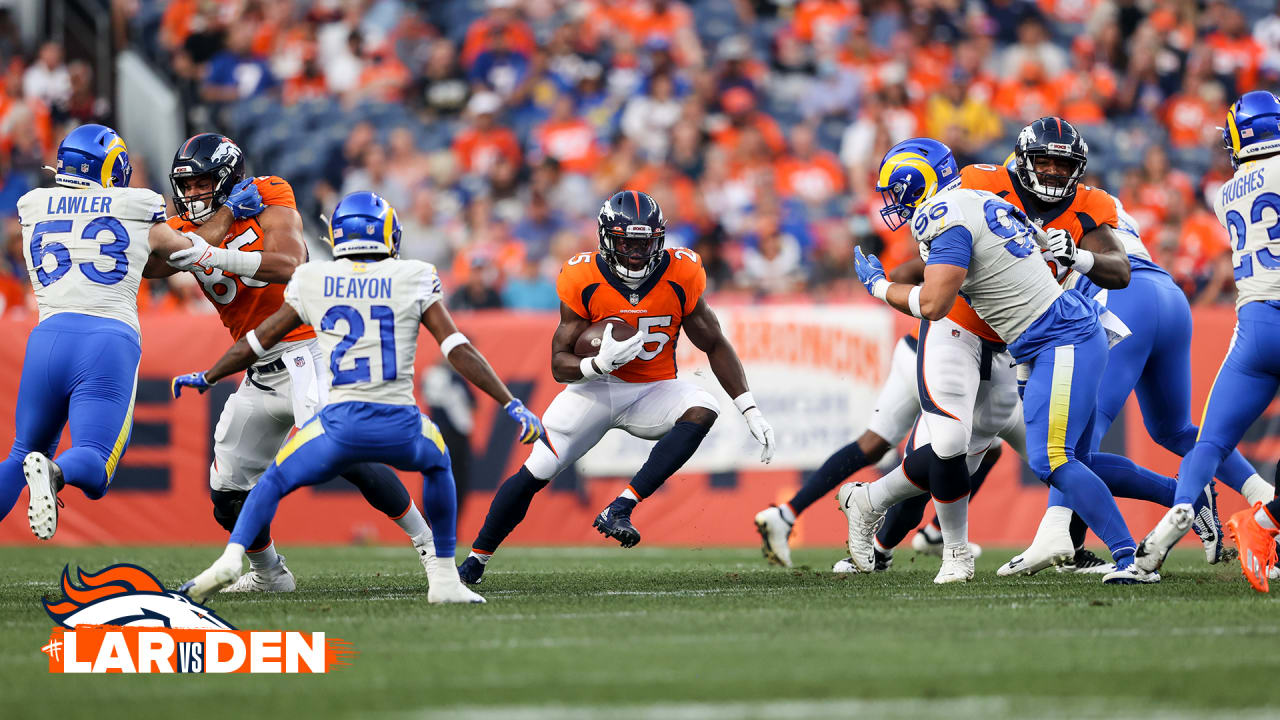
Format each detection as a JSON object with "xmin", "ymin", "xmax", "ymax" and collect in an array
[
  {"xmin": 421, "ymin": 415, "xmax": 446, "ymax": 454},
  {"xmin": 1047, "ymin": 345, "xmax": 1075, "ymax": 472},
  {"xmin": 104, "ymin": 367, "xmax": 140, "ymax": 482},
  {"xmin": 1196, "ymin": 323, "xmax": 1238, "ymax": 441},
  {"xmin": 275, "ymin": 419, "xmax": 326, "ymax": 465}
]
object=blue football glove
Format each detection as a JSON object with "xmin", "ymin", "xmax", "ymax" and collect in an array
[
  {"xmin": 853, "ymin": 246, "xmax": 887, "ymax": 297},
  {"xmin": 226, "ymin": 178, "xmax": 264, "ymax": 220},
  {"xmin": 172, "ymin": 371, "xmax": 212, "ymax": 398},
  {"xmin": 504, "ymin": 398, "xmax": 554, "ymax": 453}
]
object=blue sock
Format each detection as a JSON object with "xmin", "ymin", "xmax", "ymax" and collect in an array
[
  {"xmin": 1175, "ymin": 442, "xmax": 1228, "ymax": 507},
  {"xmin": 472, "ymin": 467, "xmax": 548, "ymax": 554},
  {"xmin": 789, "ymin": 441, "xmax": 869, "ymax": 515},
  {"xmin": 1214, "ymin": 449, "xmax": 1257, "ymax": 494},
  {"xmin": 1088, "ymin": 453, "xmax": 1175, "ymax": 507},
  {"xmin": 629, "ymin": 421, "xmax": 711, "ymax": 498},
  {"xmin": 877, "ymin": 493, "xmax": 929, "ymax": 548},
  {"xmin": 229, "ymin": 470, "xmax": 287, "ymax": 548},
  {"xmin": 55, "ymin": 447, "xmax": 109, "ymax": 500},
  {"xmin": 0, "ymin": 455, "xmax": 25, "ymax": 521},
  {"xmin": 421, "ymin": 466, "xmax": 458, "ymax": 558},
  {"xmin": 1049, "ymin": 460, "xmax": 1136, "ymax": 568}
]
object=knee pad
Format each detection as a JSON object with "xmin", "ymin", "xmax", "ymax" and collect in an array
[
  {"xmin": 930, "ymin": 452, "xmax": 970, "ymax": 503},
  {"xmin": 922, "ymin": 415, "xmax": 969, "ymax": 460},
  {"xmin": 523, "ymin": 442, "xmax": 564, "ymax": 482},
  {"xmin": 211, "ymin": 489, "xmax": 250, "ymax": 533}
]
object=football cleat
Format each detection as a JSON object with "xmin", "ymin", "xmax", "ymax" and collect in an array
[
  {"xmin": 832, "ymin": 547, "xmax": 893, "ymax": 574},
  {"xmin": 912, "ymin": 526, "xmax": 982, "ymax": 558},
  {"xmin": 934, "ymin": 545, "xmax": 975, "ymax": 584},
  {"xmin": 184, "ymin": 546, "xmax": 246, "ymax": 602},
  {"xmin": 837, "ymin": 482, "xmax": 883, "ymax": 572},
  {"xmin": 754, "ymin": 506, "xmax": 794, "ymax": 568},
  {"xmin": 222, "ymin": 555, "xmax": 296, "ymax": 594},
  {"xmin": 24, "ymin": 452, "xmax": 64, "ymax": 541},
  {"xmin": 457, "ymin": 556, "xmax": 486, "ymax": 585},
  {"xmin": 997, "ymin": 538, "xmax": 1075, "ymax": 577},
  {"xmin": 1135, "ymin": 505, "xmax": 1194, "ymax": 574},
  {"xmin": 1102, "ymin": 563, "xmax": 1161, "ymax": 585},
  {"xmin": 1192, "ymin": 482, "xmax": 1228, "ymax": 564},
  {"xmin": 1225, "ymin": 503, "xmax": 1279, "ymax": 593},
  {"xmin": 1056, "ymin": 548, "xmax": 1115, "ymax": 575},
  {"xmin": 426, "ymin": 558, "xmax": 486, "ymax": 604},
  {"xmin": 593, "ymin": 501, "xmax": 641, "ymax": 548},
  {"xmin": 832, "ymin": 557, "xmax": 858, "ymax": 574}
]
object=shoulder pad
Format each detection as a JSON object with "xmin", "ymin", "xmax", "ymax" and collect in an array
[{"xmin": 911, "ymin": 192, "xmax": 971, "ymax": 244}]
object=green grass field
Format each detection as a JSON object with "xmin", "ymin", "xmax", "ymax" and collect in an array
[{"xmin": 1, "ymin": 544, "xmax": 1277, "ymax": 719}]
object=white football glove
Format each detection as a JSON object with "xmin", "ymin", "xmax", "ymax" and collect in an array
[
  {"xmin": 744, "ymin": 407, "xmax": 776, "ymax": 464},
  {"xmin": 167, "ymin": 232, "xmax": 214, "ymax": 271},
  {"xmin": 1046, "ymin": 228, "xmax": 1077, "ymax": 267},
  {"xmin": 594, "ymin": 323, "xmax": 644, "ymax": 373}
]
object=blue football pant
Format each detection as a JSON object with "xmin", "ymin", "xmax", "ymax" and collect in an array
[
  {"xmin": 230, "ymin": 402, "xmax": 457, "ymax": 557},
  {"xmin": 1023, "ymin": 329, "xmax": 1136, "ymax": 565},
  {"xmin": 1179, "ymin": 302, "xmax": 1280, "ymax": 506},
  {"xmin": 0, "ymin": 314, "xmax": 140, "ymax": 522}
]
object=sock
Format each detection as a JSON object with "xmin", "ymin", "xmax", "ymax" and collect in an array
[
  {"xmin": 932, "ymin": 496, "xmax": 969, "ymax": 550},
  {"xmin": 867, "ymin": 464, "xmax": 928, "ymax": 513},
  {"xmin": 54, "ymin": 449, "xmax": 108, "ymax": 500},
  {"xmin": 1030, "ymin": 504, "xmax": 1074, "ymax": 551},
  {"xmin": 421, "ymin": 465, "xmax": 458, "ymax": 559},
  {"xmin": 395, "ymin": 502, "xmax": 429, "ymax": 540},
  {"xmin": 1242, "ymin": 474, "xmax": 1276, "ymax": 505},
  {"xmin": 778, "ymin": 503, "xmax": 797, "ymax": 524},
  {"xmin": 247, "ymin": 541, "xmax": 281, "ymax": 574},
  {"xmin": 1257, "ymin": 504, "xmax": 1279, "ymax": 531},
  {"xmin": 925, "ymin": 449, "xmax": 997, "ymax": 532},
  {"xmin": 472, "ymin": 467, "xmax": 549, "ymax": 555},
  {"xmin": 1214, "ymin": 448, "xmax": 1260, "ymax": 494},
  {"xmin": 1068, "ymin": 512, "xmax": 1088, "ymax": 549},
  {"xmin": 1049, "ymin": 460, "xmax": 1136, "ymax": 568},
  {"xmin": 468, "ymin": 550, "xmax": 490, "ymax": 564},
  {"xmin": 620, "ymin": 487, "xmax": 639, "ymax": 502},
  {"xmin": 229, "ymin": 472, "xmax": 287, "ymax": 548},
  {"xmin": 787, "ymin": 441, "xmax": 870, "ymax": 515},
  {"xmin": 628, "ymin": 421, "xmax": 711, "ymax": 498},
  {"xmin": 341, "ymin": 462, "xmax": 413, "ymax": 518},
  {"xmin": 877, "ymin": 493, "xmax": 929, "ymax": 548}
]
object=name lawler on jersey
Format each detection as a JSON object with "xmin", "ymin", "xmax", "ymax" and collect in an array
[{"xmin": 44, "ymin": 194, "xmax": 117, "ymax": 215}]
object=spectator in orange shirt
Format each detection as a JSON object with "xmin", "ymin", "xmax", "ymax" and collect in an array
[
  {"xmin": 793, "ymin": 0, "xmax": 860, "ymax": 51},
  {"xmin": 532, "ymin": 92, "xmax": 602, "ymax": 176},
  {"xmin": 993, "ymin": 61, "xmax": 1059, "ymax": 121},
  {"xmin": 1205, "ymin": 5, "xmax": 1262, "ymax": 94},
  {"xmin": 617, "ymin": 0, "xmax": 701, "ymax": 67},
  {"xmin": 712, "ymin": 87, "xmax": 785, "ymax": 157},
  {"xmin": 452, "ymin": 92, "xmax": 523, "ymax": 177},
  {"xmin": 357, "ymin": 43, "xmax": 412, "ymax": 103},
  {"xmin": 1163, "ymin": 79, "xmax": 1225, "ymax": 149},
  {"xmin": 461, "ymin": 0, "xmax": 535, "ymax": 67},
  {"xmin": 1127, "ymin": 146, "xmax": 1195, "ymax": 227},
  {"xmin": 774, "ymin": 124, "xmax": 846, "ymax": 205},
  {"xmin": 1054, "ymin": 36, "xmax": 1117, "ymax": 124}
]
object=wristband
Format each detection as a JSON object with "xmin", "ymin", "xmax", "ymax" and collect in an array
[
  {"xmin": 1072, "ymin": 249, "xmax": 1095, "ymax": 274},
  {"xmin": 733, "ymin": 391, "xmax": 757, "ymax": 414},
  {"xmin": 871, "ymin": 278, "xmax": 890, "ymax": 301},
  {"xmin": 440, "ymin": 332, "xmax": 470, "ymax": 356},
  {"xmin": 907, "ymin": 286, "xmax": 923, "ymax": 319},
  {"xmin": 245, "ymin": 329, "xmax": 268, "ymax": 357},
  {"xmin": 579, "ymin": 356, "xmax": 602, "ymax": 381}
]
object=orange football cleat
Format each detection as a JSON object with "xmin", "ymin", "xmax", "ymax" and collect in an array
[{"xmin": 1226, "ymin": 503, "xmax": 1279, "ymax": 593}]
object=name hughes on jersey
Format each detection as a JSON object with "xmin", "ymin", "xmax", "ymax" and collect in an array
[
  {"xmin": 46, "ymin": 195, "xmax": 114, "ymax": 215},
  {"xmin": 323, "ymin": 275, "xmax": 393, "ymax": 299},
  {"xmin": 1222, "ymin": 166, "xmax": 1267, "ymax": 205}
]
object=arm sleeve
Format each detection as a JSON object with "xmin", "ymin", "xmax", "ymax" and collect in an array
[
  {"xmin": 924, "ymin": 226, "xmax": 973, "ymax": 269},
  {"xmin": 415, "ymin": 262, "xmax": 444, "ymax": 315}
]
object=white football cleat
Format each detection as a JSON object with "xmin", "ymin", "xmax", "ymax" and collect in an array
[
  {"xmin": 1056, "ymin": 548, "xmax": 1115, "ymax": 574},
  {"xmin": 997, "ymin": 540, "xmax": 1075, "ymax": 577},
  {"xmin": 832, "ymin": 557, "xmax": 859, "ymax": 573},
  {"xmin": 426, "ymin": 556, "xmax": 485, "ymax": 604},
  {"xmin": 1135, "ymin": 504, "xmax": 1194, "ymax": 574},
  {"xmin": 1103, "ymin": 563, "xmax": 1161, "ymax": 584},
  {"xmin": 754, "ymin": 506, "xmax": 794, "ymax": 568},
  {"xmin": 184, "ymin": 546, "xmax": 246, "ymax": 603},
  {"xmin": 24, "ymin": 452, "xmax": 62, "ymax": 541},
  {"xmin": 222, "ymin": 555, "xmax": 296, "ymax": 594},
  {"xmin": 934, "ymin": 545, "xmax": 975, "ymax": 584},
  {"xmin": 837, "ymin": 482, "xmax": 883, "ymax": 572},
  {"xmin": 912, "ymin": 526, "xmax": 982, "ymax": 558}
]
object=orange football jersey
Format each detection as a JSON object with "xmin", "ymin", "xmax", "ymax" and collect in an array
[
  {"xmin": 960, "ymin": 163, "xmax": 1119, "ymax": 243},
  {"xmin": 557, "ymin": 249, "xmax": 706, "ymax": 383},
  {"xmin": 168, "ymin": 176, "xmax": 314, "ymax": 343}
]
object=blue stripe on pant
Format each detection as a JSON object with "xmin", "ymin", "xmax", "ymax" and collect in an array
[
  {"xmin": 230, "ymin": 401, "xmax": 458, "ymax": 557},
  {"xmin": 1178, "ymin": 301, "xmax": 1280, "ymax": 506},
  {"xmin": 1022, "ymin": 327, "xmax": 1137, "ymax": 565},
  {"xmin": 0, "ymin": 313, "xmax": 140, "ymax": 522}
]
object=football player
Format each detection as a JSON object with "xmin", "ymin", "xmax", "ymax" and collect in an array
[
  {"xmin": 852, "ymin": 136, "xmax": 1157, "ymax": 583},
  {"xmin": 0, "ymin": 125, "xmax": 213, "ymax": 538},
  {"xmin": 182, "ymin": 191, "xmax": 546, "ymax": 603},
  {"xmin": 161, "ymin": 134, "xmax": 426, "ymax": 594},
  {"xmin": 1146, "ymin": 91, "xmax": 1280, "ymax": 589},
  {"xmin": 457, "ymin": 190, "xmax": 775, "ymax": 584},
  {"xmin": 962, "ymin": 118, "xmax": 1258, "ymax": 575}
]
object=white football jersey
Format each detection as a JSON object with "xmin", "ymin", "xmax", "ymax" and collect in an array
[
  {"xmin": 284, "ymin": 257, "xmax": 443, "ymax": 406},
  {"xmin": 1215, "ymin": 154, "xmax": 1280, "ymax": 308},
  {"xmin": 18, "ymin": 186, "xmax": 166, "ymax": 333},
  {"xmin": 912, "ymin": 188, "xmax": 1062, "ymax": 344},
  {"xmin": 1113, "ymin": 199, "xmax": 1152, "ymax": 262}
]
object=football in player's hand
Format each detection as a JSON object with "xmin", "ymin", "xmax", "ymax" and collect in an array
[{"xmin": 574, "ymin": 317, "xmax": 637, "ymax": 357}]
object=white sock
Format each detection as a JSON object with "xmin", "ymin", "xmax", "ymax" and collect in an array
[
  {"xmin": 468, "ymin": 550, "xmax": 491, "ymax": 565},
  {"xmin": 411, "ymin": 524, "xmax": 435, "ymax": 550},
  {"xmin": 620, "ymin": 487, "xmax": 639, "ymax": 502},
  {"xmin": 778, "ymin": 503, "xmax": 796, "ymax": 524},
  {"xmin": 395, "ymin": 503, "xmax": 429, "ymax": 539},
  {"xmin": 867, "ymin": 465, "xmax": 926, "ymax": 512},
  {"xmin": 1256, "ymin": 507, "xmax": 1278, "ymax": 531},
  {"xmin": 1032, "ymin": 505, "xmax": 1073, "ymax": 549},
  {"xmin": 932, "ymin": 496, "xmax": 969, "ymax": 550},
  {"xmin": 247, "ymin": 542, "xmax": 280, "ymax": 574},
  {"xmin": 1242, "ymin": 474, "xmax": 1275, "ymax": 505}
]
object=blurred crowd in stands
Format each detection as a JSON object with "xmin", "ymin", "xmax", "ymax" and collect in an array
[{"xmin": 0, "ymin": 0, "xmax": 1276, "ymax": 316}]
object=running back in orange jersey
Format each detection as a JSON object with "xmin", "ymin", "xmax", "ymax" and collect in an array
[
  {"xmin": 556, "ymin": 248, "xmax": 706, "ymax": 383},
  {"xmin": 167, "ymin": 175, "xmax": 314, "ymax": 343}
]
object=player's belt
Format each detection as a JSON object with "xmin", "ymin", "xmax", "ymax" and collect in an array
[{"xmin": 245, "ymin": 357, "xmax": 287, "ymax": 391}]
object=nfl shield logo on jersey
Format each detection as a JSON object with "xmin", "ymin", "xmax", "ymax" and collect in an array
[{"xmin": 294, "ymin": 356, "xmax": 306, "ymax": 367}]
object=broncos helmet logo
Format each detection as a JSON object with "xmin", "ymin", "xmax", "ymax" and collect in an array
[
  {"xmin": 210, "ymin": 139, "xmax": 242, "ymax": 165},
  {"xmin": 44, "ymin": 564, "xmax": 235, "ymax": 630}
]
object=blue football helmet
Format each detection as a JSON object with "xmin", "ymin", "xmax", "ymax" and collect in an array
[
  {"xmin": 328, "ymin": 191, "xmax": 401, "ymax": 259},
  {"xmin": 54, "ymin": 124, "xmax": 132, "ymax": 189},
  {"xmin": 1224, "ymin": 91, "xmax": 1280, "ymax": 168},
  {"xmin": 875, "ymin": 138, "xmax": 960, "ymax": 230}
]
